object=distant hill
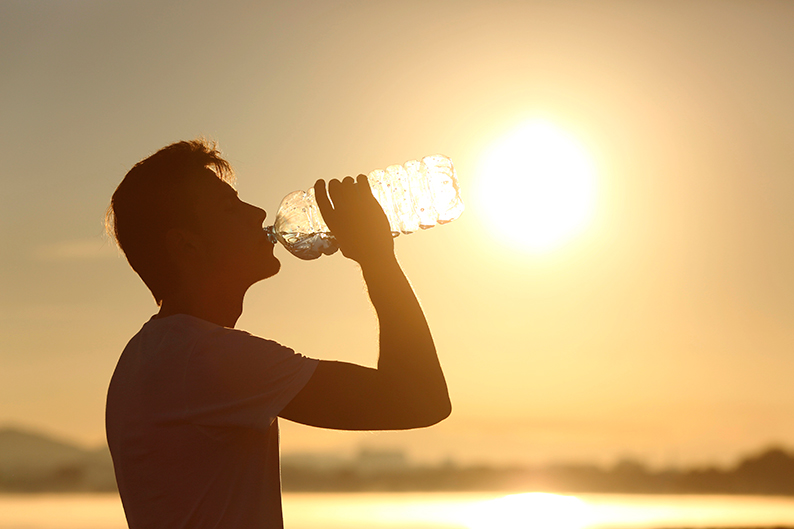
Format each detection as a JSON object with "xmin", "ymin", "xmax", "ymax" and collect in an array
[
  {"xmin": 0, "ymin": 427, "xmax": 91, "ymax": 472},
  {"xmin": 3, "ymin": 425, "xmax": 794, "ymax": 495},
  {"xmin": 0, "ymin": 426, "xmax": 116, "ymax": 492}
]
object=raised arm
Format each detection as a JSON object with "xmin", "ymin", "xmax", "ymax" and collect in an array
[{"xmin": 278, "ymin": 175, "xmax": 451, "ymax": 430}]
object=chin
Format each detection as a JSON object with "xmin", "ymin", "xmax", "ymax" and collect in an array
[{"xmin": 263, "ymin": 257, "xmax": 281, "ymax": 279}]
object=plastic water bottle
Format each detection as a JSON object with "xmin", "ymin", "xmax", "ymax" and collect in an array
[{"xmin": 264, "ymin": 154, "xmax": 464, "ymax": 260}]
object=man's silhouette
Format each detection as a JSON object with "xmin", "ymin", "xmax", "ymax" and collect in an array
[{"xmin": 105, "ymin": 139, "xmax": 451, "ymax": 529}]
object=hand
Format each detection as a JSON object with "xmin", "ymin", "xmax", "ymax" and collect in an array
[{"xmin": 314, "ymin": 175, "xmax": 394, "ymax": 265}]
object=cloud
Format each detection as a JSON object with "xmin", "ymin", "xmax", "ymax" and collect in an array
[{"xmin": 31, "ymin": 238, "xmax": 120, "ymax": 262}]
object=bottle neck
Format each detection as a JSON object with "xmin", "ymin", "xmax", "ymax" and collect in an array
[{"xmin": 263, "ymin": 225, "xmax": 278, "ymax": 245}]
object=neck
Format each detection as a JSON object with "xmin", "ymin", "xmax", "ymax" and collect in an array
[{"xmin": 157, "ymin": 283, "xmax": 247, "ymax": 328}]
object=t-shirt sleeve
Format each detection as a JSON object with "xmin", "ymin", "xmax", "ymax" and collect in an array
[{"xmin": 183, "ymin": 327, "xmax": 319, "ymax": 429}]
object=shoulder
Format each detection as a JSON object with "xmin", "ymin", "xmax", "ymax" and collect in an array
[
  {"xmin": 199, "ymin": 325, "xmax": 294, "ymax": 357},
  {"xmin": 132, "ymin": 314, "xmax": 219, "ymax": 348},
  {"xmin": 140, "ymin": 315, "xmax": 280, "ymax": 349},
  {"xmin": 184, "ymin": 323, "xmax": 319, "ymax": 404},
  {"xmin": 187, "ymin": 320, "xmax": 317, "ymax": 374}
]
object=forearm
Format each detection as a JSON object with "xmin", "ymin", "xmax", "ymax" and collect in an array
[
  {"xmin": 359, "ymin": 254, "xmax": 451, "ymax": 423},
  {"xmin": 297, "ymin": 175, "xmax": 451, "ymax": 429}
]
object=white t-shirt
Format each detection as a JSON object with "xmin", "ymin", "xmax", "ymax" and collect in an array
[{"xmin": 106, "ymin": 314, "xmax": 319, "ymax": 529}]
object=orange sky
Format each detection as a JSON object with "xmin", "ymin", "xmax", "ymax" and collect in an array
[{"xmin": 2, "ymin": 0, "xmax": 794, "ymax": 468}]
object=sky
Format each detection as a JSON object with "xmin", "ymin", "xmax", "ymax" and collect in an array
[{"xmin": 2, "ymin": 0, "xmax": 794, "ymax": 469}]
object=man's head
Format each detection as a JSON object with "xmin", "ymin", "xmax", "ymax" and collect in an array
[{"xmin": 107, "ymin": 139, "xmax": 279, "ymax": 306}]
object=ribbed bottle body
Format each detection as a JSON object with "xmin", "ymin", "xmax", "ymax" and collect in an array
[{"xmin": 266, "ymin": 155, "xmax": 463, "ymax": 260}]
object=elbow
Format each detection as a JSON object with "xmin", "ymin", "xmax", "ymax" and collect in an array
[
  {"xmin": 415, "ymin": 395, "xmax": 452, "ymax": 428},
  {"xmin": 433, "ymin": 398, "xmax": 453, "ymax": 425},
  {"xmin": 421, "ymin": 382, "xmax": 452, "ymax": 427},
  {"xmin": 389, "ymin": 377, "xmax": 452, "ymax": 429}
]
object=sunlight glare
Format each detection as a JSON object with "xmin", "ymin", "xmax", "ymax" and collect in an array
[
  {"xmin": 462, "ymin": 492, "xmax": 593, "ymax": 529},
  {"xmin": 477, "ymin": 120, "xmax": 597, "ymax": 254}
]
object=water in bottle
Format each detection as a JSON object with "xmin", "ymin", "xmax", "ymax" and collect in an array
[{"xmin": 265, "ymin": 154, "xmax": 463, "ymax": 260}]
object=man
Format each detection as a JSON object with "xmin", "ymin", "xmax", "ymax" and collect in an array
[{"xmin": 105, "ymin": 139, "xmax": 451, "ymax": 528}]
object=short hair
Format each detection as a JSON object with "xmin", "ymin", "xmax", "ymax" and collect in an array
[{"xmin": 106, "ymin": 139, "xmax": 235, "ymax": 305}]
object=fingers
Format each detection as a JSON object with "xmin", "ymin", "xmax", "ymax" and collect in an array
[
  {"xmin": 355, "ymin": 173, "xmax": 380, "ymax": 209},
  {"xmin": 328, "ymin": 176, "xmax": 359, "ymax": 208},
  {"xmin": 314, "ymin": 179, "xmax": 333, "ymax": 222},
  {"xmin": 312, "ymin": 173, "xmax": 393, "ymax": 262},
  {"xmin": 317, "ymin": 175, "xmax": 373, "ymax": 222},
  {"xmin": 356, "ymin": 173, "xmax": 371, "ymax": 193}
]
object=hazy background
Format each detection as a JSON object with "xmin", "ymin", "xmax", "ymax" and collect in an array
[{"xmin": 2, "ymin": 0, "xmax": 793, "ymax": 470}]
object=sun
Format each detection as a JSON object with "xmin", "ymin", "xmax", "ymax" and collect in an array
[{"xmin": 477, "ymin": 120, "xmax": 597, "ymax": 254}]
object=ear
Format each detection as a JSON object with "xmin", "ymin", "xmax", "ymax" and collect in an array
[{"xmin": 165, "ymin": 227, "xmax": 205, "ymax": 268}]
